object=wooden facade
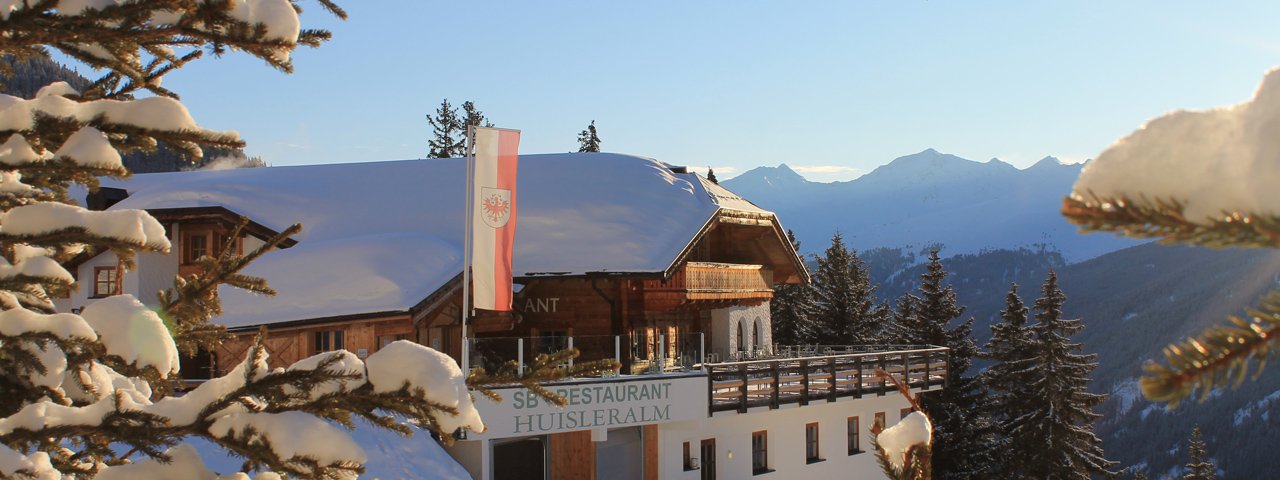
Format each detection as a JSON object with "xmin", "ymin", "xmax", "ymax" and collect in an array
[{"xmin": 207, "ymin": 209, "xmax": 808, "ymax": 377}]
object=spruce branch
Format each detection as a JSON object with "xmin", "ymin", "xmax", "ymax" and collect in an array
[
  {"xmin": 466, "ymin": 348, "xmax": 620, "ymax": 405},
  {"xmin": 1141, "ymin": 289, "xmax": 1280, "ymax": 408},
  {"xmin": 159, "ymin": 221, "xmax": 302, "ymax": 356},
  {"xmin": 1062, "ymin": 193, "xmax": 1280, "ymax": 249}
]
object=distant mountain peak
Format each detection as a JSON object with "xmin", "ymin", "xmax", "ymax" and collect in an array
[{"xmin": 1028, "ymin": 155, "xmax": 1071, "ymax": 170}]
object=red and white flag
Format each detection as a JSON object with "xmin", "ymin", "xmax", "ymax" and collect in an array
[{"xmin": 470, "ymin": 127, "xmax": 520, "ymax": 311}]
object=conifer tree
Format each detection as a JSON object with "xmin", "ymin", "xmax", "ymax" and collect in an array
[
  {"xmin": 0, "ymin": 4, "xmax": 616, "ymax": 478},
  {"xmin": 459, "ymin": 100, "xmax": 491, "ymax": 157},
  {"xmin": 1133, "ymin": 470, "xmax": 1149, "ymax": 480},
  {"xmin": 1182, "ymin": 425, "xmax": 1216, "ymax": 480},
  {"xmin": 707, "ymin": 168, "xmax": 718, "ymax": 184},
  {"xmin": 980, "ymin": 283, "xmax": 1037, "ymax": 477},
  {"xmin": 577, "ymin": 120, "xmax": 601, "ymax": 153},
  {"xmin": 427, "ymin": 98, "xmax": 465, "ymax": 158},
  {"xmin": 889, "ymin": 249, "xmax": 995, "ymax": 480},
  {"xmin": 770, "ymin": 230, "xmax": 817, "ymax": 345},
  {"xmin": 811, "ymin": 231, "xmax": 881, "ymax": 344},
  {"xmin": 1011, "ymin": 272, "xmax": 1117, "ymax": 480}
]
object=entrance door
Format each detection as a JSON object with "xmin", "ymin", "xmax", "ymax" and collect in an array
[
  {"xmin": 700, "ymin": 438, "xmax": 716, "ymax": 480},
  {"xmin": 596, "ymin": 427, "xmax": 643, "ymax": 480},
  {"xmin": 493, "ymin": 437, "xmax": 546, "ymax": 480}
]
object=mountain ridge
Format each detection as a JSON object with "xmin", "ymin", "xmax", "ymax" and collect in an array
[{"xmin": 721, "ymin": 149, "xmax": 1134, "ymax": 262}]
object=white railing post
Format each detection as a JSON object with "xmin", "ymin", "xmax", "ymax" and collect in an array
[
  {"xmin": 699, "ymin": 332, "xmax": 706, "ymax": 366},
  {"xmin": 659, "ymin": 334, "xmax": 666, "ymax": 372},
  {"xmin": 517, "ymin": 337, "xmax": 525, "ymax": 376},
  {"xmin": 615, "ymin": 335, "xmax": 621, "ymax": 371},
  {"xmin": 568, "ymin": 336, "xmax": 574, "ymax": 368}
]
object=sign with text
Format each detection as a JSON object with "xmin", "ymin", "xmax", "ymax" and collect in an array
[{"xmin": 470, "ymin": 375, "xmax": 706, "ymax": 439}]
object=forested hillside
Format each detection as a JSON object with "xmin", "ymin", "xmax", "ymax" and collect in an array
[{"xmin": 858, "ymin": 242, "xmax": 1279, "ymax": 478}]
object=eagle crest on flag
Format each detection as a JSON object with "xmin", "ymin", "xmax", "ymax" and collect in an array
[{"xmin": 480, "ymin": 187, "xmax": 512, "ymax": 228}]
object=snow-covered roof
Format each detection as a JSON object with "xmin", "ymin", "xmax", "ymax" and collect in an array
[{"xmin": 105, "ymin": 153, "xmax": 778, "ymax": 328}]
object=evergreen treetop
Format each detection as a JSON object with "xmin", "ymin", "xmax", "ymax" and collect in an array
[
  {"xmin": 1182, "ymin": 425, "xmax": 1216, "ymax": 480},
  {"xmin": 707, "ymin": 168, "xmax": 718, "ymax": 184},
  {"xmin": 577, "ymin": 120, "xmax": 601, "ymax": 153},
  {"xmin": 894, "ymin": 249, "xmax": 994, "ymax": 480},
  {"xmin": 811, "ymin": 231, "xmax": 881, "ymax": 344},
  {"xmin": 427, "ymin": 98, "xmax": 465, "ymax": 159},
  {"xmin": 1010, "ymin": 271, "xmax": 1117, "ymax": 480},
  {"xmin": 770, "ymin": 229, "xmax": 817, "ymax": 345}
]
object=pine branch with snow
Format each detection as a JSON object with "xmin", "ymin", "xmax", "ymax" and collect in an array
[
  {"xmin": 466, "ymin": 347, "xmax": 620, "ymax": 406},
  {"xmin": 0, "ymin": 2, "xmax": 505, "ymax": 479},
  {"xmin": 1064, "ymin": 67, "xmax": 1280, "ymax": 408}
]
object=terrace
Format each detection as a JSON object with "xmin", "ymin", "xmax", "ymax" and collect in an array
[{"xmin": 465, "ymin": 335, "xmax": 948, "ymax": 414}]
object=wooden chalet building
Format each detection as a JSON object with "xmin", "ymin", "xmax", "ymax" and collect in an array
[
  {"xmin": 57, "ymin": 153, "xmax": 806, "ymax": 375},
  {"xmin": 57, "ymin": 153, "xmax": 945, "ymax": 480}
]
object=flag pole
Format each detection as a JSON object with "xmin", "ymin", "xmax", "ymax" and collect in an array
[{"xmin": 461, "ymin": 126, "xmax": 475, "ymax": 374}]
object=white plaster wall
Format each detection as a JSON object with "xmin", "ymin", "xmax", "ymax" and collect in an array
[
  {"xmin": 709, "ymin": 303, "xmax": 771, "ymax": 361},
  {"xmin": 54, "ymin": 250, "xmax": 122, "ymax": 313},
  {"xmin": 53, "ymin": 225, "xmax": 181, "ymax": 314},
  {"xmin": 657, "ymin": 394, "xmax": 910, "ymax": 480},
  {"xmin": 444, "ymin": 439, "xmax": 486, "ymax": 480}
]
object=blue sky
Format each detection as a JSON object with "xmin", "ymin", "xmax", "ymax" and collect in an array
[{"xmin": 150, "ymin": 1, "xmax": 1280, "ymax": 182}]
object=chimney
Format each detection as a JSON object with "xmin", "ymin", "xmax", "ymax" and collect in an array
[{"xmin": 86, "ymin": 187, "xmax": 129, "ymax": 211}]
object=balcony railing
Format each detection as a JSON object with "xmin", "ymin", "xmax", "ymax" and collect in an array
[
  {"xmin": 467, "ymin": 333, "xmax": 705, "ymax": 377},
  {"xmin": 705, "ymin": 345, "xmax": 948, "ymax": 414},
  {"xmin": 643, "ymin": 262, "xmax": 773, "ymax": 301}
]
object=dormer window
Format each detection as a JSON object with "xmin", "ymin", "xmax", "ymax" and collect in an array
[
  {"xmin": 181, "ymin": 224, "xmax": 242, "ymax": 266},
  {"xmin": 186, "ymin": 234, "xmax": 208, "ymax": 263},
  {"xmin": 92, "ymin": 266, "xmax": 119, "ymax": 298}
]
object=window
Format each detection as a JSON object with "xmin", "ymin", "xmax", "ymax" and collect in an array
[
  {"xmin": 314, "ymin": 330, "xmax": 345, "ymax": 352},
  {"xmin": 848, "ymin": 416, "xmax": 861, "ymax": 455},
  {"xmin": 752, "ymin": 322, "xmax": 759, "ymax": 351},
  {"xmin": 377, "ymin": 333, "xmax": 409, "ymax": 350},
  {"xmin": 92, "ymin": 266, "xmax": 119, "ymax": 298},
  {"xmin": 805, "ymin": 422, "xmax": 822, "ymax": 463},
  {"xmin": 683, "ymin": 441, "xmax": 695, "ymax": 471},
  {"xmin": 751, "ymin": 430, "xmax": 769, "ymax": 474},
  {"xmin": 737, "ymin": 322, "xmax": 745, "ymax": 352},
  {"xmin": 873, "ymin": 412, "xmax": 886, "ymax": 435},
  {"xmin": 186, "ymin": 233, "xmax": 208, "ymax": 264}
]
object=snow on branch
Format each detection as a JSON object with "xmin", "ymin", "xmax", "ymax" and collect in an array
[
  {"xmin": 1065, "ymin": 67, "xmax": 1280, "ymax": 245},
  {"xmin": 80, "ymin": 295, "xmax": 181, "ymax": 379},
  {"xmin": 0, "ymin": 202, "xmax": 170, "ymax": 252}
]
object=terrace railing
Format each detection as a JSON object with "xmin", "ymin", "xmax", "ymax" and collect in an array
[
  {"xmin": 705, "ymin": 345, "xmax": 949, "ymax": 414},
  {"xmin": 467, "ymin": 333, "xmax": 705, "ymax": 377}
]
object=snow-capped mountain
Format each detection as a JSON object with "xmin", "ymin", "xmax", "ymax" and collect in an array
[{"xmin": 722, "ymin": 148, "xmax": 1139, "ymax": 262}]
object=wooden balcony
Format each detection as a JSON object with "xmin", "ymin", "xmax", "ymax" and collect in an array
[
  {"xmin": 705, "ymin": 346, "xmax": 948, "ymax": 414},
  {"xmin": 643, "ymin": 262, "xmax": 774, "ymax": 307}
]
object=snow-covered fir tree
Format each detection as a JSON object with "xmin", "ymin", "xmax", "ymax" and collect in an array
[
  {"xmin": 0, "ymin": 3, "xmax": 614, "ymax": 478},
  {"xmin": 770, "ymin": 230, "xmax": 817, "ymax": 345},
  {"xmin": 887, "ymin": 249, "xmax": 996, "ymax": 480},
  {"xmin": 706, "ymin": 168, "xmax": 718, "ymax": 184},
  {"xmin": 1182, "ymin": 425, "xmax": 1216, "ymax": 480},
  {"xmin": 427, "ymin": 98, "xmax": 465, "ymax": 158},
  {"xmin": 576, "ymin": 120, "xmax": 601, "ymax": 153},
  {"xmin": 811, "ymin": 231, "xmax": 883, "ymax": 344},
  {"xmin": 980, "ymin": 283, "xmax": 1037, "ymax": 477},
  {"xmin": 1011, "ymin": 272, "xmax": 1116, "ymax": 480}
]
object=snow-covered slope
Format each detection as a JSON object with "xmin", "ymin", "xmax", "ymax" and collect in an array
[{"xmin": 722, "ymin": 149, "xmax": 1140, "ymax": 262}]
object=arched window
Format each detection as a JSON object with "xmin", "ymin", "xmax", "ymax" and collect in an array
[
  {"xmin": 737, "ymin": 321, "xmax": 745, "ymax": 352},
  {"xmin": 752, "ymin": 321, "xmax": 759, "ymax": 352},
  {"xmin": 756, "ymin": 318, "xmax": 766, "ymax": 350}
]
